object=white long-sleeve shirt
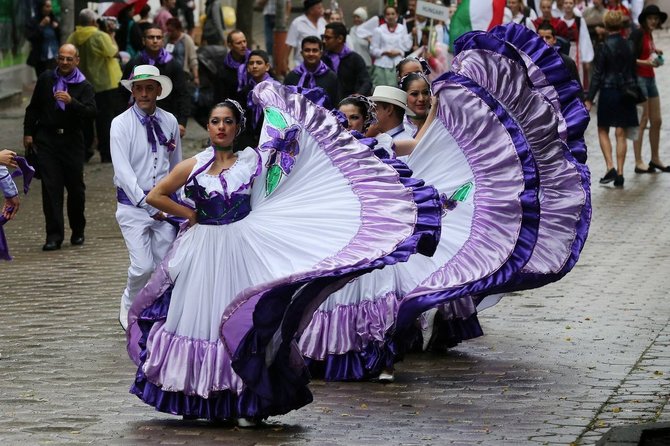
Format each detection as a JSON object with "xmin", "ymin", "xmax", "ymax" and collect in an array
[
  {"xmin": 370, "ymin": 24, "xmax": 413, "ymax": 69},
  {"xmin": 110, "ymin": 104, "xmax": 182, "ymax": 216}
]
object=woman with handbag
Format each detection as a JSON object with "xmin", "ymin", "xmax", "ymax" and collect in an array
[
  {"xmin": 631, "ymin": 5, "xmax": 669, "ymax": 174},
  {"xmin": 585, "ymin": 10, "xmax": 638, "ymax": 187}
]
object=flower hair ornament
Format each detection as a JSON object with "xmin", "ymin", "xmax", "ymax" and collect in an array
[
  {"xmin": 219, "ymin": 99, "xmax": 247, "ymax": 135},
  {"xmin": 338, "ymin": 95, "xmax": 378, "ymax": 132}
]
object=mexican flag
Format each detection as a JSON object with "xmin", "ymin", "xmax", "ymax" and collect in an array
[{"xmin": 448, "ymin": 0, "xmax": 506, "ymax": 50}]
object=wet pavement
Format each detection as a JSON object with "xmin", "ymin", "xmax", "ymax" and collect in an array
[{"xmin": 1, "ymin": 32, "xmax": 670, "ymax": 446}]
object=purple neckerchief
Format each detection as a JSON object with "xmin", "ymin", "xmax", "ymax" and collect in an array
[
  {"xmin": 324, "ymin": 45, "xmax": 352, "ymax": 74},
  {"xmin": 132, "ymin": 106, "xmax": 176, "ymax": 153},
  {"xmin": 140, "ymin": 48, "xmax": 173, "ymax": 66},
  {"xmin": 1, "ymin": 156, "xmax": 35, "ymax": 260},
  {"xmin": 53, "ymin": 68, "xmax": 86, "ymax": 110},
  {"xmin": 294, "ymin": 61, "xmax": 330, "ymax": 89},
  {"xmin": 224, "ymin": 50, "xmax": 251, "ymax": 92},
  {"xmin": 246, "ymin": 73, "xmax": 273, "ymax": 125}
]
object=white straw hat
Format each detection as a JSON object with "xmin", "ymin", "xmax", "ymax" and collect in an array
[
  {"xmin": 369, "ymin": 85, "xmax": 415, "ymax": 117},
  {"xmin": 120, "ymin": 65, "xmax": 173, "ymax": 100}
]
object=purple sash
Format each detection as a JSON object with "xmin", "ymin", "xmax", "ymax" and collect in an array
[
  {"xmin": 133, "ymin": 107, "xmax": 176, "ymax": 153},
  {"xmin": 324, "ymin": 45, "xmax": 352, "ymax": 74},
  {"xmin": 53, "ymin": 68, "xmax": 86, "ymax": 110},
  {"xmin": 224, "ymin": 50, "xmax": 251, "ymax": 92},
  {"xmin": 140, "ymin": 49, "xmax": 173, "ymax": 66},
  {"xmin": 293, "ymin": 61, "xmax": 330, "ymax": 89}
]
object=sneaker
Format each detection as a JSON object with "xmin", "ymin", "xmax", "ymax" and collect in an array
[
  {"xmin": 236, "ymin": 417, "xmax": 258, "ymax": 428},
  {"xmin": 421, "ymin": 308, "xmax": 438, "ymax": 351},
  {"xmin": 613, "ymin": 175, "xmax": 624, "ymax": 187},
  {"xmin": 599, "ymin": 168, "xmax": 618, "ymax": 184}
]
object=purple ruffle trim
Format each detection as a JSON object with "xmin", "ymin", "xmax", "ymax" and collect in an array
[{"xmin": 394, "ymin": 71, "xmax": 542, "ymax": 340}]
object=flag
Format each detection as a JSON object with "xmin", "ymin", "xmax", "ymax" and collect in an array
[{"xmin": 448, "ymin": 0, "xmax": 506, "ymax": 50}]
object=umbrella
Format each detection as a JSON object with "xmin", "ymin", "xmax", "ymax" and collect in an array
[{"xmin": 102, "ymin": 0, "xmax": 149, "ymax": 17}]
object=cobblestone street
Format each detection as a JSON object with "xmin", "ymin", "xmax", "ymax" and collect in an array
[{"xmin": 1, "ymin": 32, "xmax": 670, "ymax": 445}]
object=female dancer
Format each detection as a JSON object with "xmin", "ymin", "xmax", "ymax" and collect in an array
[
  {"xmin": 400, "ymin": 72, "xmax": 431, "ymax": 136},
  {"xmin": 126, "ymin": 90, "xmax": 440, "ymax": 425}
]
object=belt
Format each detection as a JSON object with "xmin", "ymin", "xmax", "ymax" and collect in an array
[{"xmin": 116, "ymin": 187, "xmax": 150, "ymax": 206}]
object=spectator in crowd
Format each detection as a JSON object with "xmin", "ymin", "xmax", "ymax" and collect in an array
[
  {"xmin": 284, "ymin": 35, "xmax": 340, "ymax": 107},
  {"xmin": 154, "ymin": 0, "xmax": 175, "ymax": 33},
  {"xmin": 238, "ymin": 49, "xmax": 279, "ymax": 149},
  {"xmin": 322, "ymin": 22, "xmax": 372, "ymax": 98},
  {"xmin": 23, "ymin": 44, "xmax": 96, "ymax": 250},
  {"xmin": 399, "ymin": 72, "xmax": 431, "ymax": 136},
  {"xmin": 256, "ymin": 0, "xmax": 280, "ymax": 58},
  {"xmin": 201, "ymin": 0, "xmax": 225, "ymax": 46},
  {"xmin": 631, "ymin": 5, "xmax": 669, "ymax": 173},
  {"xmin": 115, "ymin": 4, "xmax": 143, "ymax": 59},
  {"xmin": 370, "ymin": 5, "xmax": 412, "ymax": 87},
  {"xmin": 582, "ymin": 0, "xmax": 607, "ymax": 49},
  {"xmin": 504, "ymin": 0, "xmax": 538, "ymax": 31},
  {"xmin": 215, "ymin": 29, "xmax": 250, "ymax": 106},
  {"xmin": 561, "ymin": 0, "xmax": 594, "ymax": 90},
  {"xmin": 137, "ymin": 4, "xmax": 153, "ymax": 37},
  {"xmin": 537, "ymin": 22, "xmax": 583, "ymax": 100},
  {"xmin": 409, "ymin": 13, "xmax": 431, "ymax": 53},
  {"xmin": 585, "ymin": 10, "xmax": 638, "ymax": 188},
  {"xmin": 67, "ymin": 8, "xmax": 122, "ymax": 163},
  {"xmin": 286, "ymin": 0, "xmax": 327, "ymax": 68},
  {"xmin": 347, "ymin": 7, "xmax": 372, "ymax": 73},
  {"xmin": 25, "ymin": 0, "xmax": 60, "ymax": 78},
  {"xmin": 172, "ymin": 0, "xmax": 196, "ymax": 34},
  {"xmin": 111, "ymin": 64, "xmax": 182, "ymax": 331},
  {"xmin": 120, "ymin": 25, "xmax": 191, "ymax": 138},
  {"xmin": 533, "ymin": 0, "xmax": 568, "ymax": 39},
  {"xmin": 165, "ymin": 18, "xmax": 199, "ymax": 92}
]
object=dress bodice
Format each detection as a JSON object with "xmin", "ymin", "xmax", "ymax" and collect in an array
[{"xmin": 184, "ymin": 147, "xmax": 262, "ymax": 225}]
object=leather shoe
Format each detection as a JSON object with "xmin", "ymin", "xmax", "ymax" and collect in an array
[
  {"xmin": 71, "ymin": 234, "xmax": 85, "ymax": 246},
  {"xmin": 649, "ymin": 161, "xmax": 670, "ymax": 172},
  {"xmin": 42, "ymin": 241, "xmax": 62, "ymax": 251},
  {"xmin": 599, "ymin": 168, "xmax": 618, "ymax": 184}
]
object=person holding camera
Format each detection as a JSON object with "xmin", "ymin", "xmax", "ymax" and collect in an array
[{"xmin": 631, "ymin": 5, "xmax": 669, "ymax": 174}]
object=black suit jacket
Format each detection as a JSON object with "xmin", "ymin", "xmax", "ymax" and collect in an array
[{"xmin": 323, "ymin": 51, "xmax": 372, "ymax": 98}]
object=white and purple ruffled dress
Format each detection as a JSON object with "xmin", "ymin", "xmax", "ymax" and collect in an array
[
  {"xmin": 126, "ymin": 82, "xmax": 442, "ymax": 420},
  {"xmin": 299, "ymin": 24, "xmax": 592, "ymax": 381}
]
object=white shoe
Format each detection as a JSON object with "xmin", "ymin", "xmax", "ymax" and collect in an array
[
  {"xmin": 119, "ymin": 305, "xmax": 129, "ymax": 332},
  {"xmin": 421, "ymin": 308, "xmax": 439, "ymax": 351},
  {"xmin": 376, "ymin": 370, "xmax": 395, "ymax": 383},
  {"xmin": 236, "ymin": 417, "xmax": 257, "ymax": 428}
]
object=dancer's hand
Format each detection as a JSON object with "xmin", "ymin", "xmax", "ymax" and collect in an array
[
  {"xmin": 2, "ymin": 196, "xmax": 19, "ymax": 220},
  {"xmin": 0, "ymin": 149, "xmax": 17, "ymax": 168}
]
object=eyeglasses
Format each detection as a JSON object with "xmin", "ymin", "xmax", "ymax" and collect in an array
[
  {"xmin": 144, "ymin": 35, "xmax": 163, "ymax": 40},
  {"xmin": 57, "ymin": 56, "xmax": 75, "ymax": 62}
]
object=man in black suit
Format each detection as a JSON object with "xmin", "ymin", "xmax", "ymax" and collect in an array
[
  {"xmin": 23, "ymin": 44, "xmax": 97, "ymax": 250},
  {"xmin": 322, "ymin": 22, "xmax": 372, "ymax": 98}
]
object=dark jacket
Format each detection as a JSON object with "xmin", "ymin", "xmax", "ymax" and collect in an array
[
  {"xmin": 587, "ymin": 34, "xmax": 637, "ymax": 101},
  {"xmin": 24, "ymin": 69, "xmax": 97, "ymax": 147},
  {"xmin": 119, "ymin": 56, "xmax": 191, "ymax": 126},
  {"xmin": 284, "ymin": 68, "xmax": 340, "ymax": 108},
  {"xmin": 25, "ymin": 13, "xmax": 61, "ymax": 68},
  {"xmin": 322, "ymin": 51, "xmax": 373, "ymax": 98},
  {"xmin": 215, "ymin": 62, "xmax": 246, "ymax": 106}
]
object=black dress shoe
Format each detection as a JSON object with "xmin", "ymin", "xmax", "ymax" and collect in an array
[
  {"xmin": 649, "ymin": 161, "xmax": 670, "ymax": 172},
  {"xmin": 599, "ymin": 168, "xmax": 618, "ymax": 184},
  {"xmin": 613, "ymin": 175, "xmax": 625, "ymax": 187},
  {"xmin": 635, "ymin": 165, "xmax": 655, "ymax": 173},
  {"xmin": 71, "ymin": 235, "xmax": 85, "ymax": 246},
  {"xmin": 42, "ymin": 241, "xmax": 62, "ymax": 251}
]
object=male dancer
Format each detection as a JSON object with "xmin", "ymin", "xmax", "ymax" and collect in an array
[{"xmin": 111, "ymin": 65, "xmax": 182, "ymax": 330}]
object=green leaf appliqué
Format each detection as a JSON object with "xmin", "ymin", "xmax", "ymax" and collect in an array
[
  {"xmin": 266, "ymin": 164, "xmax": 283, "ymax": 197},
  {"xmin": 450, "ymin": 182, "xmax": 473, "ymax": 202}
]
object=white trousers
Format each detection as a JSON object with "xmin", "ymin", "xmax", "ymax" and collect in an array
[{"xmin": 116, "ymin": 204, "xmax": 176, "ymax": 325}]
